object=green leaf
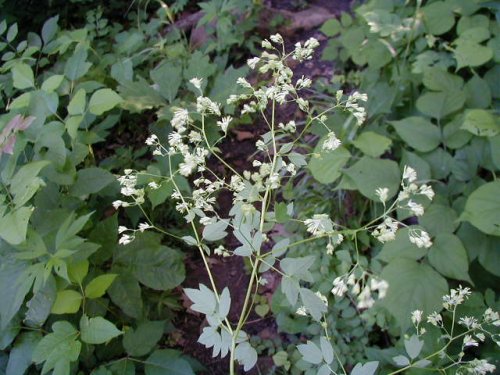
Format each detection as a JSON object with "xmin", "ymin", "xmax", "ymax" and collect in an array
[
  {"xmin": 0, "ymin": 258, "xmax": 31, "ymax": 329},
  {"xmin": 344, "ymin": 156, "xmax": 400, "ymax": 201},
  {"xmin": 108, "ymin": 273, "xmax": 143, "ymax": 319},
  {"xmin": 422, "ymin": 1, "xmax": 455, "ymax": 35},
  {"xmin": 465, "ymin": 75, "xmax": 492, "ymax": 109},
  {"xmin": 64, "ymin": 46, "xmax": 92, "ymax": 81},
  {"xmin": 41, "ymin": 75, "xmax": 64, "ymax": 93},
  {"xmin": 0, "ymin": 207, "xmax": 33, "ymax": 245},
  {"xmin": 6, "ymin": 23, "xmax": 18, "ymax": 42},
  {"xmin": 428, "ymin": 233, "xmax": 470, "ymax": 282},
  {"xmin": 461, "ymin": 109, "xmax": 499, "ymax": 137},
  {"xmin": 41, "ymin": 15, "xmax": 59, "ymax": 44},
  {"xmin": 55, "ymin": 211, "xmax": 93, "ymax": 249},
  {"xmin": 148, "ymin": 180, "xmax": 173, "ymax": 209},
  {"xmin": 80, "ymin": 315, "xmax": 122, "ymax": 344},
  {"xmin": 299, "ymin": 288, "xmax": 327, "ymax": 322},
  {"xmin": 416, "ymin": 91, "xmax": 465, "ymax": 120},
  {"xmin": 234, "ymin": 342, "xmax": 258, "ymax": 372},
  {"xmin": 32, "ymin": 321, "xmax": 81, "ymax": 375},
  {"xmin": 309, "ymin": 145, "xmax": 351, "ymax": 184},
  {"xmin": 460, "ymin": 181, "xmax": 500, "ymax": 236},
  {"xmin": 51, "ymin": 290, "xmax": 82, "ymax": 314},
  {"xmin": 351, "ymin": 361, "xmax": 379, "ymax": 375},
  {"xmin": 454, "ymin": 40, "xmax": 493, "ymax": 69},
  {"xmin": 377, "ymin": 227, "xmax": 428, "ymax": 263},
  {"xmin": 123, "ymin": 321, "xmax": 165, "ymax": 357},
  {"xmin": 184, "ymin": 284, "xmax": 217, "ymax": 316},
  {"xmin": 351, "ymin": 131, "xmax": 392, "ymax": 157},
  {"xmin": 25, "ymin": 275, "xmax": 56, "ymax": 327},
  {"xmin": 380, "ymin": 258, "xmax": 448, "ymax": 330},
  {"xmin": 490, "ymin": 135, "xmax": 500, "ymax": 170},
  {"xmin": 150, "ymin": 63, "xmax": 182, "ymax": 103},
  {"xmin": 390, "ymin": 117, "xmax": 441, "ymax": 152},
  {"xmin": 67, "ymin": 260, "xmax": 89, "ymax": 284},
  {"xmin": 70, "ymin": 167, "xmax": 116, "ymax": 196},
  {"xmin": 297, "ymin": 340, "xmax": 323, "ymax": 364},
  {"xmin": 85, "ymin": 274, "xmax": 117, "ymax": 299},
  {"xmin": 88, "ymin": 88, "xmax": 123, "ymax": 115},
  {"xmin": 321, "ymin": 18, "xmax": 341, "ymax": 37},
  {"xmin": 320, "ymin": 336, "xmax": 334, "ymax": 365},
  {"xmin": 67, "ymin": 88, "xmax": 86, "ymax": 115},
  {"xmin": 109, "ymin": 359, "xmax": 136, "ymax": 375},
  {"xmin": 10, "ymin": 160, "xmax": 50, "ymax": 207},
  {"xmin": 0, "ymin": 315, "xmax": 20, "ymax": 349},
  {"xmin": 422, "ymin": 67, "xmax": 463, "ymax": 92},
  {"xmin": 202, "ymin": 220, "xmax": 228, "ymax": 242},
  {"xmin": 12, "ymin": 63, "xmax": 34, "ymax": 90},
  {"xmin": 420, "ymin": 204, "xmax": 458, "ymax": 236},
  {"xmin": 6, "ymin": 332, "xmax": 42, "ymax": 375},
  {"xmin": 145, "ymin": 349, "xmax": 195, "ymax": 375},
  {"xmin": 404, "ymin": 335, "xmax": 424, "ymax": 360}
]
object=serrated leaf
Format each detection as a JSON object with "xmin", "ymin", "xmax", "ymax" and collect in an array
[
  {"xmin": 150, "ymin": 63, "xmax": 181, "ymax": 103},
  {"xmin": 32, "ymin": 321, "xmax": 80, "ymax": 375},
  {"xmin": 184, "ymin": 284, "xmax": 217, "ymax": 316},
  {"xmin": 88, "ymin": 88, "xmax": 123, "ymax": 115},
  {"xmin": 85, "ymin": 274, "xmax": 117, "ymax": 299},
  {"xmin": 80, "ymin": 315, "xmax": 122, "ymax": 344}
]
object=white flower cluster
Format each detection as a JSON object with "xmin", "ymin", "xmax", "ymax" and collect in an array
[
  {"xmin": 372, "ymin": 166, "xmax": 434, "ymax": 248},
  {"xmin": 331, "ymin": 273, "xmax": 388, "ymax": 310},
  {"xmin": 117, "ymin": 222, "xmax": 153, "ymax": 245},
  {"xmin": 337, "ymin": 90, "xmax": 368, "ymax": 126}
]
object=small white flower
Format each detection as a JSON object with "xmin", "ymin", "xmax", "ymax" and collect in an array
[
  {"xmin": 427, "ymin": 312, "xmax": 442, "ymax": 326},
  {"xmin": 261, "ymin": 39, "xmax": 273, "ymax": 49},
  {"xmin": 189, "ymin": 77, "xmax": 203, "ymax": 91},
  {"xmin": 118, "ymin": 226, "xmax": 128, "ymax": 233},
  {"xmin": 411, "ymin": 310, "xmax": 423, "ymax": 325},
  {"xmin": 119, "ymin": 234, "xmax": 133, "ymax": 245},
  {"xmin": 217, "ymin": 116, "xmax": 232, "ymax": 133},
  {"xmin": 419, "ymin": 184, "xmax": 435, "ymax": 200},
  {"xmin": 247, "ymin": 57, "xmax": 260, "ymax": 69},
  {"xmin": 403, "ymin": 165, "xmax": 417, "ymax": 183},
  {"xmin": 408, "ymin": 228, "xmax": 432, "ymax": 248},
  {"xmin": 270, "ymin": 33, "xmax": 284, "ymax": 44},
  {"xmin": 148, "ymin": 181, "xmax": 159, "ymax": 189},
  {"xmin": 375, "ymin": 187, "xmax": 389, "ymax": 203},
  {"xmin": 332, "ymin": 276, "xmax": 348, "ymax": 297},
  {"xmin": 467, "ymin": 359, "xmax": 496, "ymax": 374},
  {"xmin": 407, "ymin": 200, "xmax": 424, "ymax": 216},
  {"xmin": 145, "ymin": 134, "xmax": 158, "ymax": 145},
  {"xmin": 322, "ymin": 132, "xmax": 341, "ymax": 152},
  {"xmin": 138, "ymin": 222, "xmax": 152, "ymax": 232},
  {"xmin": 296, "ymin": 306, "xmax": 308, "ymax": 316},
  {"xmin": 463, "ymin": 334, "xmax": 479, "ymax": 347},
  {"xmin": 304, "ymin": 214, "xmax": 334, "ymax": 236},
  {"xmin": 315, "ymin": 291, "xmax": 329, "ymax": 307},
  {"xmin": 113, "ymin": 200, "xmax": 123, "ymax": 209}
]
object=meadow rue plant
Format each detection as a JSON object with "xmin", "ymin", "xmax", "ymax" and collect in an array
[{"xmin": 114, "ymin": 34, "xmax": 498, "ymax": 374}]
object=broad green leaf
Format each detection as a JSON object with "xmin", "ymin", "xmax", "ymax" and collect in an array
[
  {"xmin": 85, "ymin": 274, "xmax": 117, "ymax": 299},
  {"xmin": 351, "ymin": 361, "xmax": 379, "ymax": 375},
  {"xmin": 80, "ymin": 315, "xmax": 122, "ymax": 344},
  {"xmin": 404, "ymin": 335, "xmax": 424, "ymax": 360},
  {"xmin": 88, "ymin": 88, "xmax": 123, "ymax": 115},
  {"xmin": 380, "ymin": 258, "xmax": 448, "ymax": 330},
  {"xmin": 420, "ymin": 204, "xmax": 458, "ymax": 236},
  {"xmin": 6, "ymin": 23, "xmax": 18, "ymax": 42},
  {"xmin": 145, "ymin": 349, "xmax": 195, "ymax": 375},
  {"xmin": 422, "ymin": 1, "xmax": 455, "ymax": 35},
  {"xmin": 377, "ymin": 227, "xmax": 428, "ymax": 263},
  {"xmin": 41, "ymin": 74, "xmax": 64, "ymax": 93},
  {"xmin": 422, "ymin": 67, "xmax": 463, "ymax": 92},
  {"xmin": 490, "ymin": 135, "xmax": 500, "ymax": 170},
  {"xmin": 320, "ymin": 336, "xmax": 334, "ymax": 365},
  {"xmin": 297, "ymin": 341, "xmax": 323, "ymax": 364},
  {"xmin": 351, "ymin": 131, "xmax": 392, "ymax": 157},
  {"xmin": 309, "ymin": 145, "xmax": 350, "ymax": 184},
  {"xmin": 32, "ymin": 321, "xmax": 81, "ymax": 375},
  {"xmin": 64, "ymin": 46, "xmax": 92, "ymax": 81},
  {"xmin": 461, "ymin": 109, "xmax": 499, "ymax": 137},
  {"xmin": 150, "ymin": 63, "xmax": 182, "ymax": 103},
  {"xmin": 321, "ymin": 18, "xmax": 341, "ymax": 37},
  {"xmin": 202, "ymin": 220, "xmax": 228, "ymax": 242},
  {"xmin": 41, "ymin": 15, "xmax": 59, "ymax": 44},
  {"xmin": 108, "ymin": 273, "xmax": 143, "ymax": 319},
  {"xmin": 454, "ymin": 40, "xmax": 493, "ymax": 69},
  {"xmin": 234, "ymin": 342, "xmax": 258, "ymax": 372},
  {"xmin": 393, "ymin": 355, "xmax": 410, "ymax": 367},
  {"xmin": 51, "ymin": 290, "xmax": 82, "ymax": 314},
  {"xmin": 109, "ymin": 359, "xmax": 136, "ymax": 375},
  {"xmin": 184, "ymin": 51, "xmax": 217, "ymax": 83},
  {"xmin": 67, "ymin": 88, "xmax": 86, "ymax": 115},
  {"xmin": 0, "ymin": 258, "xmax": 31, "ymax": 329},
  {"xmin": 25, "ymin": 275, "xmax": 56, "ymax": 327},
  {"xmin": 70, "ymin": 167, "xmax": 116, "ymax": 196},
  {"xmin": 443, "ymin": 115, "xmax": 473, "ymax": 149},
  {"xmin": 465, "ymin": 75, "xmax": 491, "ymax": 109},
  {"xmin": 12, "ymin": 63, "xmax": 34, "ymax": 89},
  {"xmin": 460, "ymin": 181, "xmax": 500, "ymax": 236},
  {"xmin": 416, "ymin": 91, "xmax": 465, "ymax": 120},
  {"xmin": 148, "ymin": 180, "xmax": 173, "ymax": 209},
  {"xmin": 390, "ymin": 117, "xmax": 441, "ymax": 152},
  {"xmin": 344, "ymin": 156, "xmax": 400, "ymax": 201},
  {"xmin": 55, "ymin": 211, "xmax": 93, "ymax": 249},
  {"xmin": 0, "ymin": 207, "xmax": 33, "ymax": 245},
  {"xmin": 458, "ymin": 223, "xmax": 500, "ymax": 277},
  {"xmin": 123, "ymin": 321, "xmax": 165, "ymax": 357},
  {"xmin": 65, "ymin": 115, "xmax": 83, "ymax": 139},
  {"xmin": 6, "ymin": 332, "xmax": 42, "ymax": 375},
  {"xmin": 67, "ymin": 260, "xmax": 89, "ymax": 284},
  {"xmin": 10, "ymin": 160, "xmax": 50, "ymax": 207},
  {"xmin": 0, "ymin": 315, "xmax": 20, "ymax": 350},
  {"xmin": 428, "ymin": 233, "xmax": 470, "ymax": 282},
  {"xmin": 218, "ymin": 287, "xmax": 231, "ymax": 320}
]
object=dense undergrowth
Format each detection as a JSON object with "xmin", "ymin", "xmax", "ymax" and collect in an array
[{"xmin": 0, "ymin": 0, "xmax": 498, "ymax": 374}]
